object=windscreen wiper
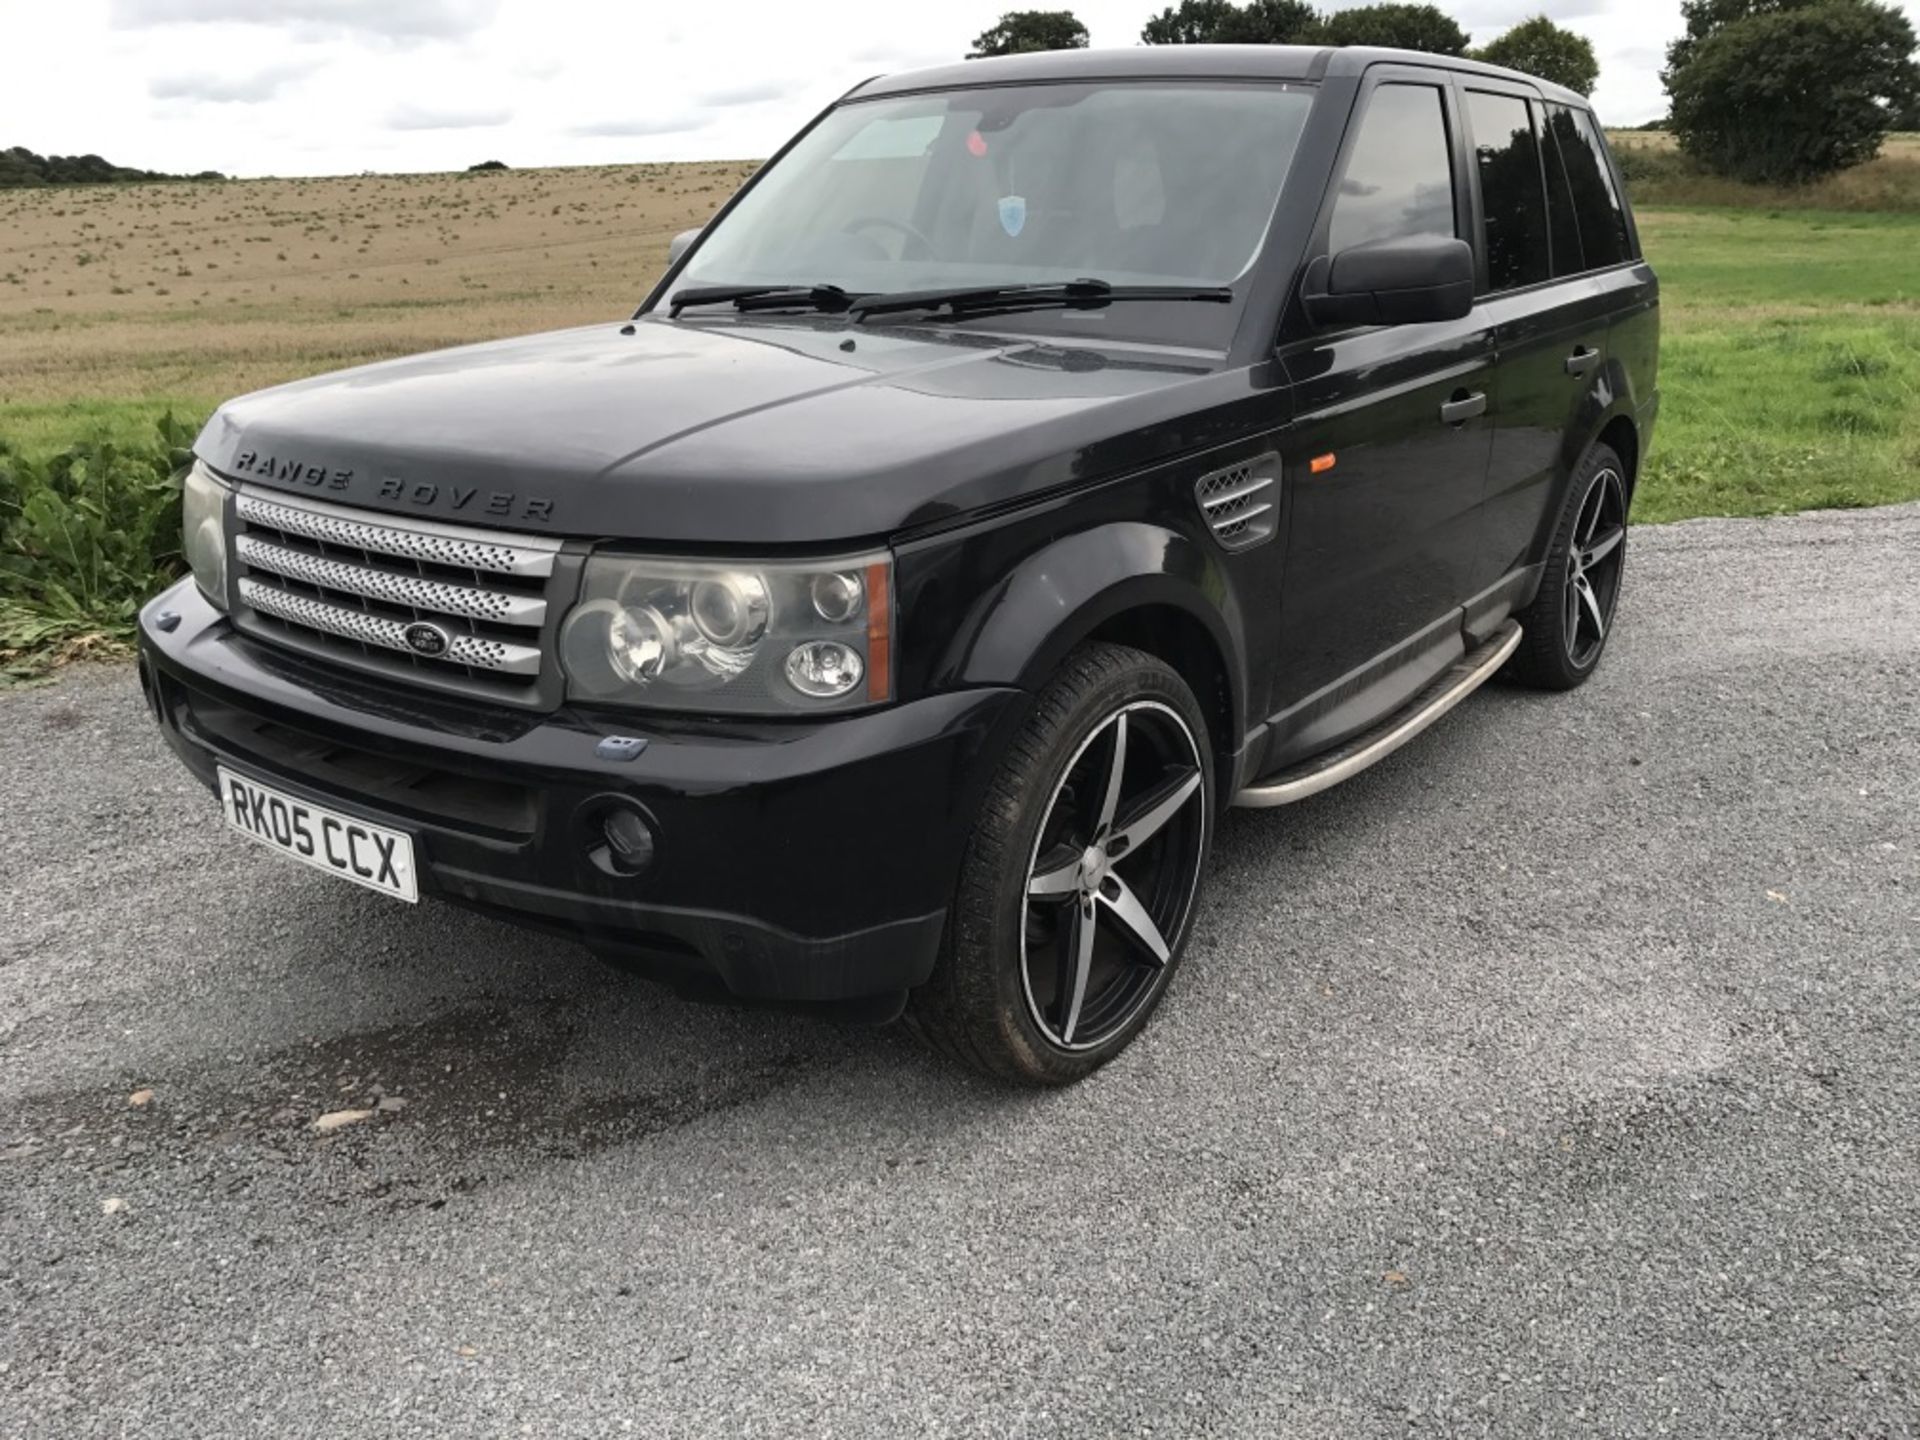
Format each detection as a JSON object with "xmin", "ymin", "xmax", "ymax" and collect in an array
[
  {"xmin": 667, "ymin": 284, "xmax": 862, "ymax": 318},
  {"xmin": 846, "ymin": 278, "xmax": 1233, "ymax": 324}
]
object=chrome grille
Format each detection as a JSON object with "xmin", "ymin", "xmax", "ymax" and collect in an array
[
  {"xmin": 230, "ymin": 486, "xmax": 566, "ymax": 700},
  {"xmin": 235, "ymin": 493, "xmax": 555, "ymax": 577},
  {"xmin": 235, "ymin": 537, "xmax": 548, "ymax": 626},
  {"xmin": 238, "ymin": 580, "xmax": 543, "ymax": 675},
  {"xmin": 1195, "ymin": 455, "xmax": 1279, "ymax": 552}
]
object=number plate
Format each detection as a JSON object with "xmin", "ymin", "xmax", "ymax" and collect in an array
[{"xmin": 216, "ymin": 767, "xmax": 418, "ymax": 903}]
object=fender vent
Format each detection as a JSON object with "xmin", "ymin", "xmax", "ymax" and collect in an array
[{"xmin": 1194, "ymin": 454, "xmax": 1279, "ymax": 552}]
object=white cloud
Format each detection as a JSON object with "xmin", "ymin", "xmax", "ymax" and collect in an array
[
  {"xmin": 569, "ymin": 115, "xmax": 711, "ymax": 138},
  {"xmin": 149, "ymin": 60, "xmax": 321, "ymax": 103},
  {"xmin": 695, "ymin": 80, "xmax": 793, "ymax": 108},
  {"xmin": 386, "ymin": 103, "xmax": 512, "ymax": 130},
  {"xmin": 110, "ymin": 0, "xmax": 501, "ymax": 41}
]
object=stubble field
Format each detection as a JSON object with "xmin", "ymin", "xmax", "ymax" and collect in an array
[{"xmin": 0, "ymin": 161, "xmax": 756, "ymax": 453}]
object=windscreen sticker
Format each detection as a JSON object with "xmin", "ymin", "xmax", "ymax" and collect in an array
[
  {"xmin": 997, "ymin": 194, "xmax": 1026, "ymax": 238},
  {"xmin": 966, "ymin": 130, "xmax": 989, "ymax": 158}
]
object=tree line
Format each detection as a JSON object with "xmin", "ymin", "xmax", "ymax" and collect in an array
[
  {"xmin": 970, "ymin": 5, "xmax": 1596, "ymax": 90},
  {"xmin": 0, "ymin": 146, "xmax": 224, "ymax": 189},
  {"xmin": 968, "ymin": 0, "xmax": 1920, "ymax": 185}
]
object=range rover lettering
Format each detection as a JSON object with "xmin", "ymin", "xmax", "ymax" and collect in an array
[{"xmin": 140, "ymin": 45, "xmax": 1659, "ymax": 1084}]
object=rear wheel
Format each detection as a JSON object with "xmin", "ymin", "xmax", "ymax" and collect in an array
[
  {"xmin": 907, "ymin": 643, "xmax": 1213, "ymax": 1085},
  {"xmin": 1505, "ymin": 442, "xmax": 1628, "ymax": 691}
]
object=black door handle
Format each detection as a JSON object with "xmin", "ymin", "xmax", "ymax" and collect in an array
[
  {"xmin": 1565, "ymin": 346, "xmax": 1601, "ymax": 377},
  {"xmin": 1439, "ymin": 392, "xmax": 1487, "ymax": 426}
]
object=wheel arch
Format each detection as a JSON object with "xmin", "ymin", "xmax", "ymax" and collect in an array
[
  {"xmin": 1083, "ymin": 603, "xmax": 1238, "ymax": 797},
  {"xmin": 931, "ymin": 521, "xmax": 1249, "ymax": 784},
  {"xmin": 1533, "ymin": 398, "xmax": 1642, "ymax": 569},
  {"xmin": 1594, "ymin": 412, "xmax": 1642, "ymax": 506}
]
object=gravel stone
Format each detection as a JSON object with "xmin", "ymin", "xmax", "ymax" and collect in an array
[{"xmin": 1, "ymin": 503, "xmax": 1916, "ymax": 1437}]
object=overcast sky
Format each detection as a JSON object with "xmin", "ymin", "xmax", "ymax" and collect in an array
[{"xmin": 3, "ymin": 0, "xmax": 1916, "ymax": 178}]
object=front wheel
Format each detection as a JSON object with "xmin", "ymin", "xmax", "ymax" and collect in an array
[{"xmin": 906, "ymin": 644, "xmax": 1214, "ymax": 1085}]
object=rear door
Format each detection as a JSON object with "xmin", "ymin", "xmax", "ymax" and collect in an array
[
  {"xmin": 1267, "ymin": 70, "xmax": 1495, "ymax": 765},
  {"xmin": 1462, "ymin": 82, "xmax": 1628, "ymax": 602}
]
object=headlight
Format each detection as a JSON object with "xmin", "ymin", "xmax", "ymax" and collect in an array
[
  {"xmin": 181, "ymin": 460, "xmax": 231, "ymax": 611},
  {"xmin": 559, "ymin": 552, "xmax": 892, "ymax": 713}
]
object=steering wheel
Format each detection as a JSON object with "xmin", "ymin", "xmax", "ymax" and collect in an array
[{"xmin": 844, "ymin": 215, "xmax": 938, "ymax": 262}]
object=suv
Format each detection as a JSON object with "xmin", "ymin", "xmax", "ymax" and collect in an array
[{"xmin": 140, "ymin": 45, "xmax": 1658, "ymax": 1084}]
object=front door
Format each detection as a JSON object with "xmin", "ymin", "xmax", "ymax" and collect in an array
[{"xmin": 1266, "ymin": 73, "xmax": 1495, "ymax": 768}]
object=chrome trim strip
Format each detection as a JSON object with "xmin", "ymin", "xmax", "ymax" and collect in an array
[
  {"xmin": 1200, "ymin": 474, "xmax": 1275, "ymax": 511},
  {"xmin": 236, "ymin": 488, "xmax": 560, "ymax": 578},
  {"xmin": 1234, "ymin": 622, "xmax": 1522, "ymax": 808},
  {"xmin": 239, "ymin": 579, "xmax": 543, "ymax": 676},
  {"xmin": 1210, "ymin": 500, "xmax": 1274, "ymax": 532},
  {"xmin": 235, "ymin": 536, "xmax": 548, "ymax": 627}
]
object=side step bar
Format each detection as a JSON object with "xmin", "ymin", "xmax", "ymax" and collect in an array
[{"xmin": 1234, "ymin": 621, "xmax": 1523, "ymax": 809}]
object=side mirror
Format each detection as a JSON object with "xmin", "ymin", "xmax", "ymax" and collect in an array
[
  {"xmin": 1301, "ymin": 235, "xmax": 1475, "ymax": 328},
  {"xmin": 667, "ymin": 227, "xmax": 703, "ymax": 265}
]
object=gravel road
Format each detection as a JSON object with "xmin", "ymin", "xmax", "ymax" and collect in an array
[{"xmin": 3, "ymin": 504, "xmax": 1917, "ymax": 1438}]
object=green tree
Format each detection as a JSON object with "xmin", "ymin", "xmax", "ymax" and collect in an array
[
  {"xmin": 1140, "ymin": 0, "xmax": 1320, "ymax": 43},
  {"xmin": 968, "ymin": 9, "xmax": 1090, "ymax": 56},
  {"xmin": 0, "ymin": 145, "xmax": 220, "ymax": 189},
  {"xmin": 1473, "ymin": 14, "xmax": 1600, "ymax": 94},
  {"xmin": 1664, "ymin": 0, "xmax": 1920, "ymax": 182},
  {"xmin": 1317, "ymin": 3, "xmax": 1469, "ymax": 54}
]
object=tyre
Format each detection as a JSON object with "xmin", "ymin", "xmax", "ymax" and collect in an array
[
  {"xmin": 906, "ymin": 643, "xmax": 1215, "ymax": 1085},
  {"xmin": 1505, "ymin": 441, "xmax": 1629, "ymax": 691}
]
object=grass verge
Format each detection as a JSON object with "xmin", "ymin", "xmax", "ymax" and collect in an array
[
  {"xmin": 1634, "ymin": 208, "xmax": 1920, "ymax": 522},
  {"xmin": 0, "ymin": 413, "xmax": 197, "ymax": 685}
]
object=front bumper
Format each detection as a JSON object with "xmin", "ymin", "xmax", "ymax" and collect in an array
[{"xmin": 138, "ymin": 579, "xmax": 1023, "ymax": 1005}]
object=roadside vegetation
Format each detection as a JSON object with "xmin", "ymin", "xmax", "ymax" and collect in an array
[
  {"xmin": 1634, "ymin": 206, "xmax": 1920, "ymax": 521},
  {"xmin": 1614, "ymin": 131, "xmax": 1920, "ymax": 211},
  {"xmin": 0, "ymin": 415, "xmax": 195, "ymax": 682}
]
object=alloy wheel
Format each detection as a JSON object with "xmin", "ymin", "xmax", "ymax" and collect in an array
[
  {"xmin": 1020, "ymin": 700, "xmax": 1208, "ymax": 1052},
  {"xmin": 1564, "ymin": 466, "xmax": 1626, "ymax": 669}
]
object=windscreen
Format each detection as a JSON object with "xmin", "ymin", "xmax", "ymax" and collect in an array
[{"xmin": 674, "ymin": 81, "xmax": 1316, "ymax": 335}]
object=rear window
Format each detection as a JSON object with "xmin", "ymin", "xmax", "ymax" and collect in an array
[
  {"xmin": 1545, "ymin": 104, "xmax": 1633, "ymax": 269},
  {"xmin": 1534, "ymin": 99, "xmax": 1586, "ymax": 279},
  {"xmin": 1465, "ymin": 89, "xmax": 1549, "ymax": 292}
]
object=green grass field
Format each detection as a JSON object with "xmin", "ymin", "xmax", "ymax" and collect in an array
[{"xmin": 1632, "ymin": 207, "xmax": 1920, "ymax": 522}]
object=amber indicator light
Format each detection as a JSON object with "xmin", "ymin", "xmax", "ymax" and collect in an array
[
  {"xmin": 865, "ymin": 562, "xmax": 892, "ymax": 702},
  {"xmin": 1310, "ymin": 453, "xmax": 1337, "ymax": 475}
]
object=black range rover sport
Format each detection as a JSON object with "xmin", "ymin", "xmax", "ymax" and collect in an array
[{"xmin": 140, "ymin": 45, "xmax": 1659, "ymax": 1084}]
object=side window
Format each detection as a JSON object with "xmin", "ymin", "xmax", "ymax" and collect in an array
[
  {"xmin": 1328, "ymin": 83, "xmax": 1455, "ymax": 254},
  {"xmin": 1465, "ymin": 90, "xmax": 1549, "ymax": 292},
  {"xmin": 1547, "ymin": 104, "xmax": 1633, "ymax": 269},
  {"xmin": 1534, "ymin": 99, "xmax": 1585, "ymax": 278}
]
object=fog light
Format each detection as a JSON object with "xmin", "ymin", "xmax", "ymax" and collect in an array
[
  {"xmin": 583, "ymin": 801, "xmax": 657, "ymax": 879},
  {"xmin": 603, "ymin": 810, "xmax": 655, "ymax": 872},
  {"xmin": 784, "ymin": 640, "xmax": 863, "ymax": 698}
]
